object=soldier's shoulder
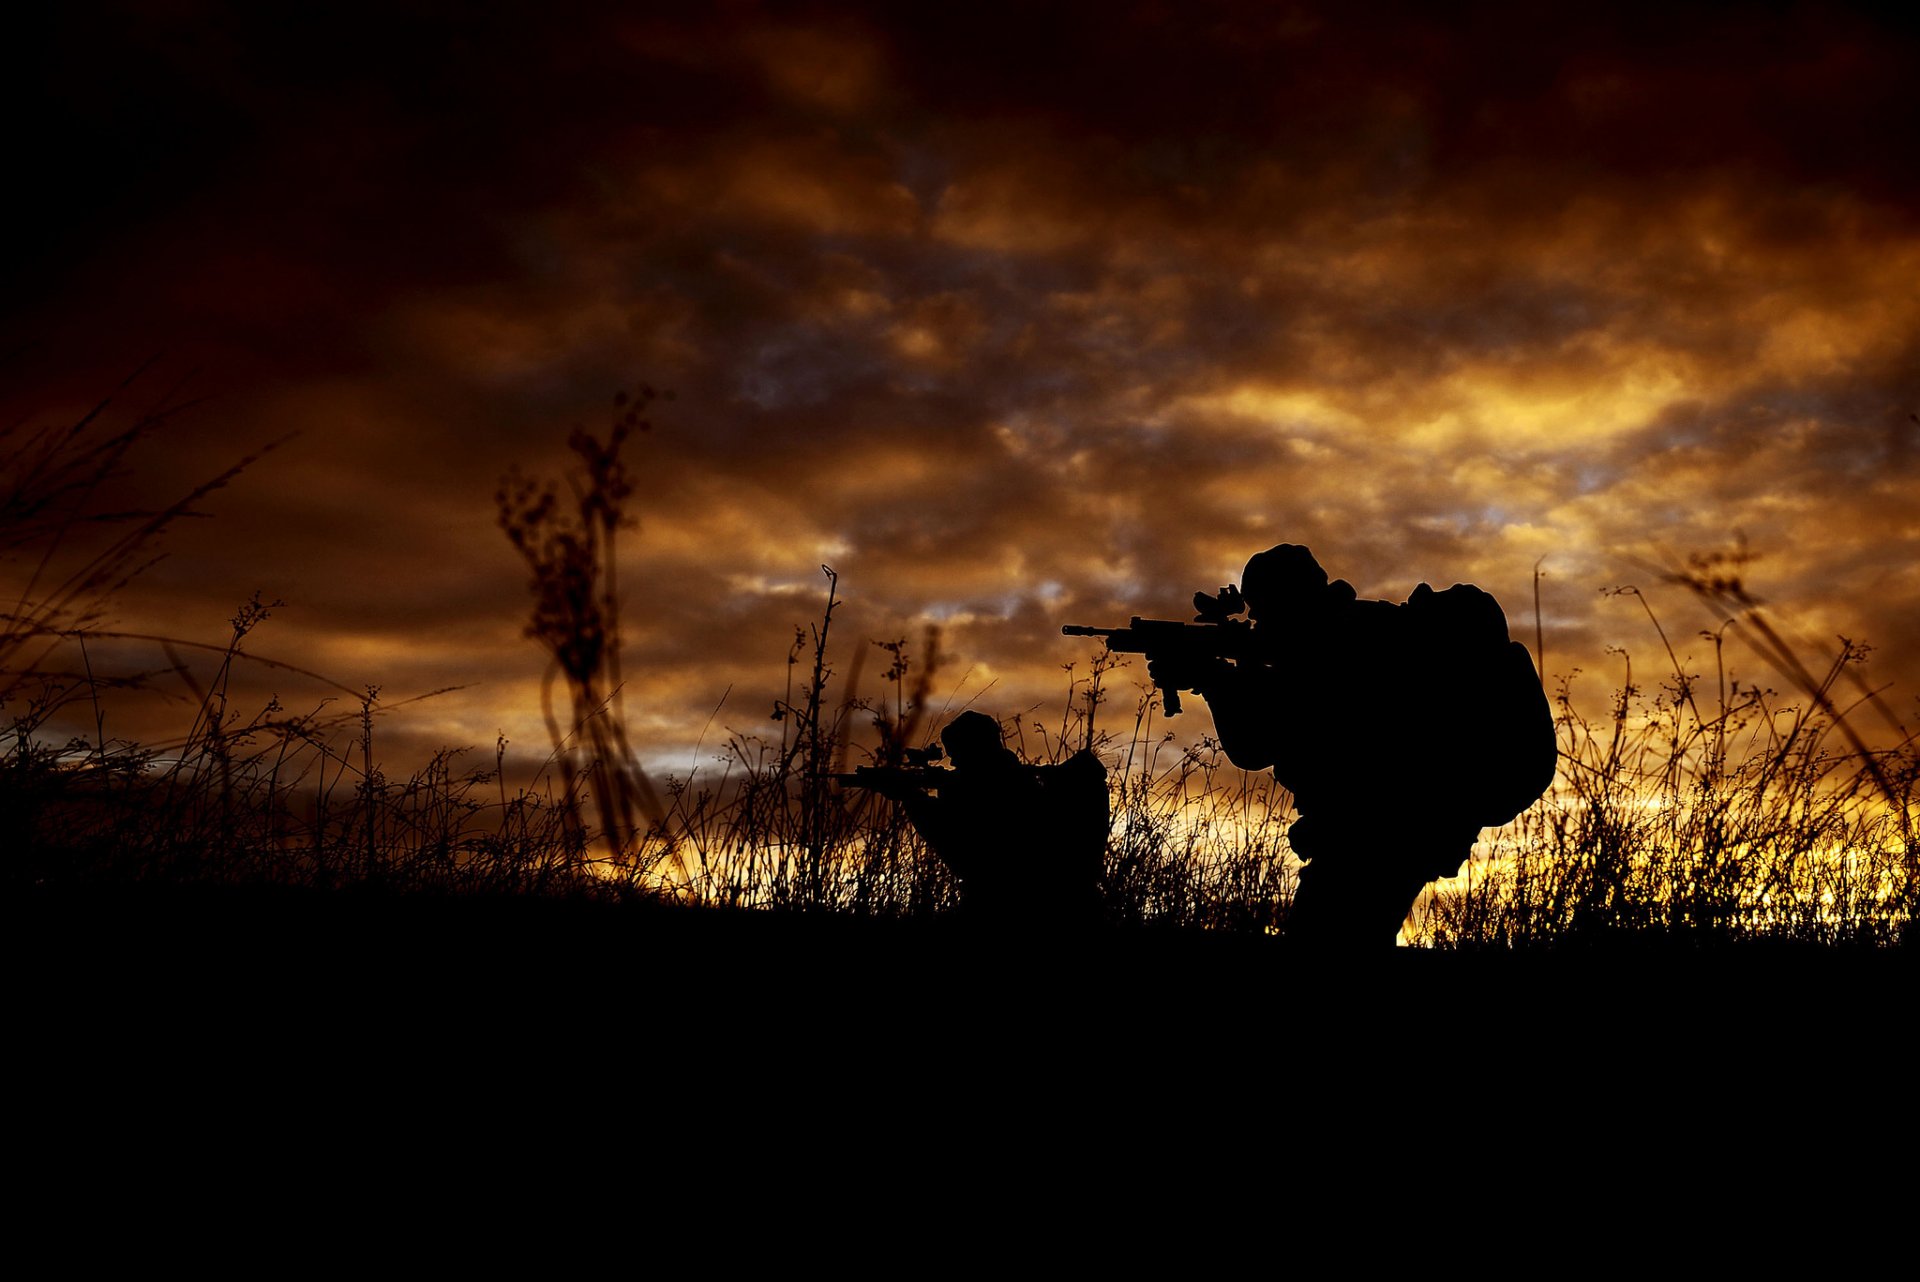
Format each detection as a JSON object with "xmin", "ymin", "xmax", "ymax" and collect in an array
[{"xmin": 1050, "ymin": 748, "xmax": 1108, "ymax": 780}]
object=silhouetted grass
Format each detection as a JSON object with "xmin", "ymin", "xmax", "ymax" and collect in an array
[
  {"xmin": 1415, "ymin": 572, "xmax": 1915, "ymax": 949},
  {"xmin": 637, "ymin": 559, "xmax": 1911, "ymax": 948},
  {"xmin": 7, "ymin": 387, "xmax": 1912, "ymax": 946},
  {"xmin": 2, "ymin": 379, "xmax": 609, "ymax": 901}
]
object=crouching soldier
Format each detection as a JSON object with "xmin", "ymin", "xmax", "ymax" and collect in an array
[{"xmin": 853, "ymin": 711, "xmax": 1108, "ymax": 929}]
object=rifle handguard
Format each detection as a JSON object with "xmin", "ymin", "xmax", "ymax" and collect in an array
[{"xmin": 1061, "ymin": 616, "xmax": 1252, "ymax": 722}]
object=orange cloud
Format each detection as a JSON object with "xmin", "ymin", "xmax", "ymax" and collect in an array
[{"xmin": 11, "ymin": 2, "xmax": 1917, "ymax": 781}]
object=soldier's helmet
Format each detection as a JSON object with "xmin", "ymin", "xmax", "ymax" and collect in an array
[
  {"xmin": 941, "ymin": 710, "xmax": 1005, "ymax": 764},
  {"xmin": 1240, "ymin": 544, "xmax": 1329, "ymax": 618}
]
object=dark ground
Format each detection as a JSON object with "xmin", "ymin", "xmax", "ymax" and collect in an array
[
  {"xmin": 17, "ymin": 884, "xmax": 1907, "ymax": 1057},
  {"xmin": 13, "ymin": 885, "xmax": 1909, "ymax": 1239}
]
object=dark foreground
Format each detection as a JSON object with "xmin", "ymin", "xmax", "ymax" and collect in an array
[
  {"xmin": 17, "ymin": 885, "xmax": 1907, "ymax": 1056},
  {"xmin": 13, "ymin": 885, "xmax": 1910, "ymax": 1240}
]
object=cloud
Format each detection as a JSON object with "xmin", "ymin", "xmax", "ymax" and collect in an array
[{"xmin": 8, "ymin": 1, "xmax": 1917, "ymax": 775}]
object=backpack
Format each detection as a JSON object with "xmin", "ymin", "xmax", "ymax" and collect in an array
[
  {"xmin": 1399, "ymin": 583, "xmax": 1558, "ymax": 829},
  {"xmin": 1036, "ymin": 749, "xmax": 1110, "ymax": 894}
]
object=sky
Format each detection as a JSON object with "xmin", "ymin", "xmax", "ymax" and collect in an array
[{"xmin": 7, "ymin": 0, "xmax": 1918, "ymax": 775}]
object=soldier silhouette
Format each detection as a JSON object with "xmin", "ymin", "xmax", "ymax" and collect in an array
[
  {"xmin": 875, "ymin": 711, "xmax": 1107, "ymax": 927},
  {"xmin": 1152, "ymin": 544, "xmax": 1556, "ymax": 946}
]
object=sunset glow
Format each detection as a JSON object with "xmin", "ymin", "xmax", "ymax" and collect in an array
[{"xmin": 8, "ymin": 1, "xmax": 1915, "ymax": 779}]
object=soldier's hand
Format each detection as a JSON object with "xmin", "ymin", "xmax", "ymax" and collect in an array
[
  {"xmin": 869, "ymin": 773, "xmax": 917, "ymax": 801},
  {"xmin": 1148, "ymin": 655, "xmax": 1231, "ymax": 692}
]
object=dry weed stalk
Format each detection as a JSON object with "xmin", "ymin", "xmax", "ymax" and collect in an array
[{"xmin": 496, "ymin": 387, "xmax": 670, "ymax": 879}]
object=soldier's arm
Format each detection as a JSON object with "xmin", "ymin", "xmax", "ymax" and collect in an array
[
  {"xmin": 904, "ymin": 793, "xmax": 973, "ymax": 879},
  {"xmin": 1186, "ymin": 663, "xmax": 1278, "ymax": 771}
]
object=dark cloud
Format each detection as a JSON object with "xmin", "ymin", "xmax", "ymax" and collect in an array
[{"xmin": 7, "ymin": 1, "xmax": 1916, "ymax": 770}]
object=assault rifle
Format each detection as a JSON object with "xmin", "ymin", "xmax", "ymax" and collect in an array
[{"xmin": 1061, "ymin": 598, "xmax": 1257, "ymax": 715}]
